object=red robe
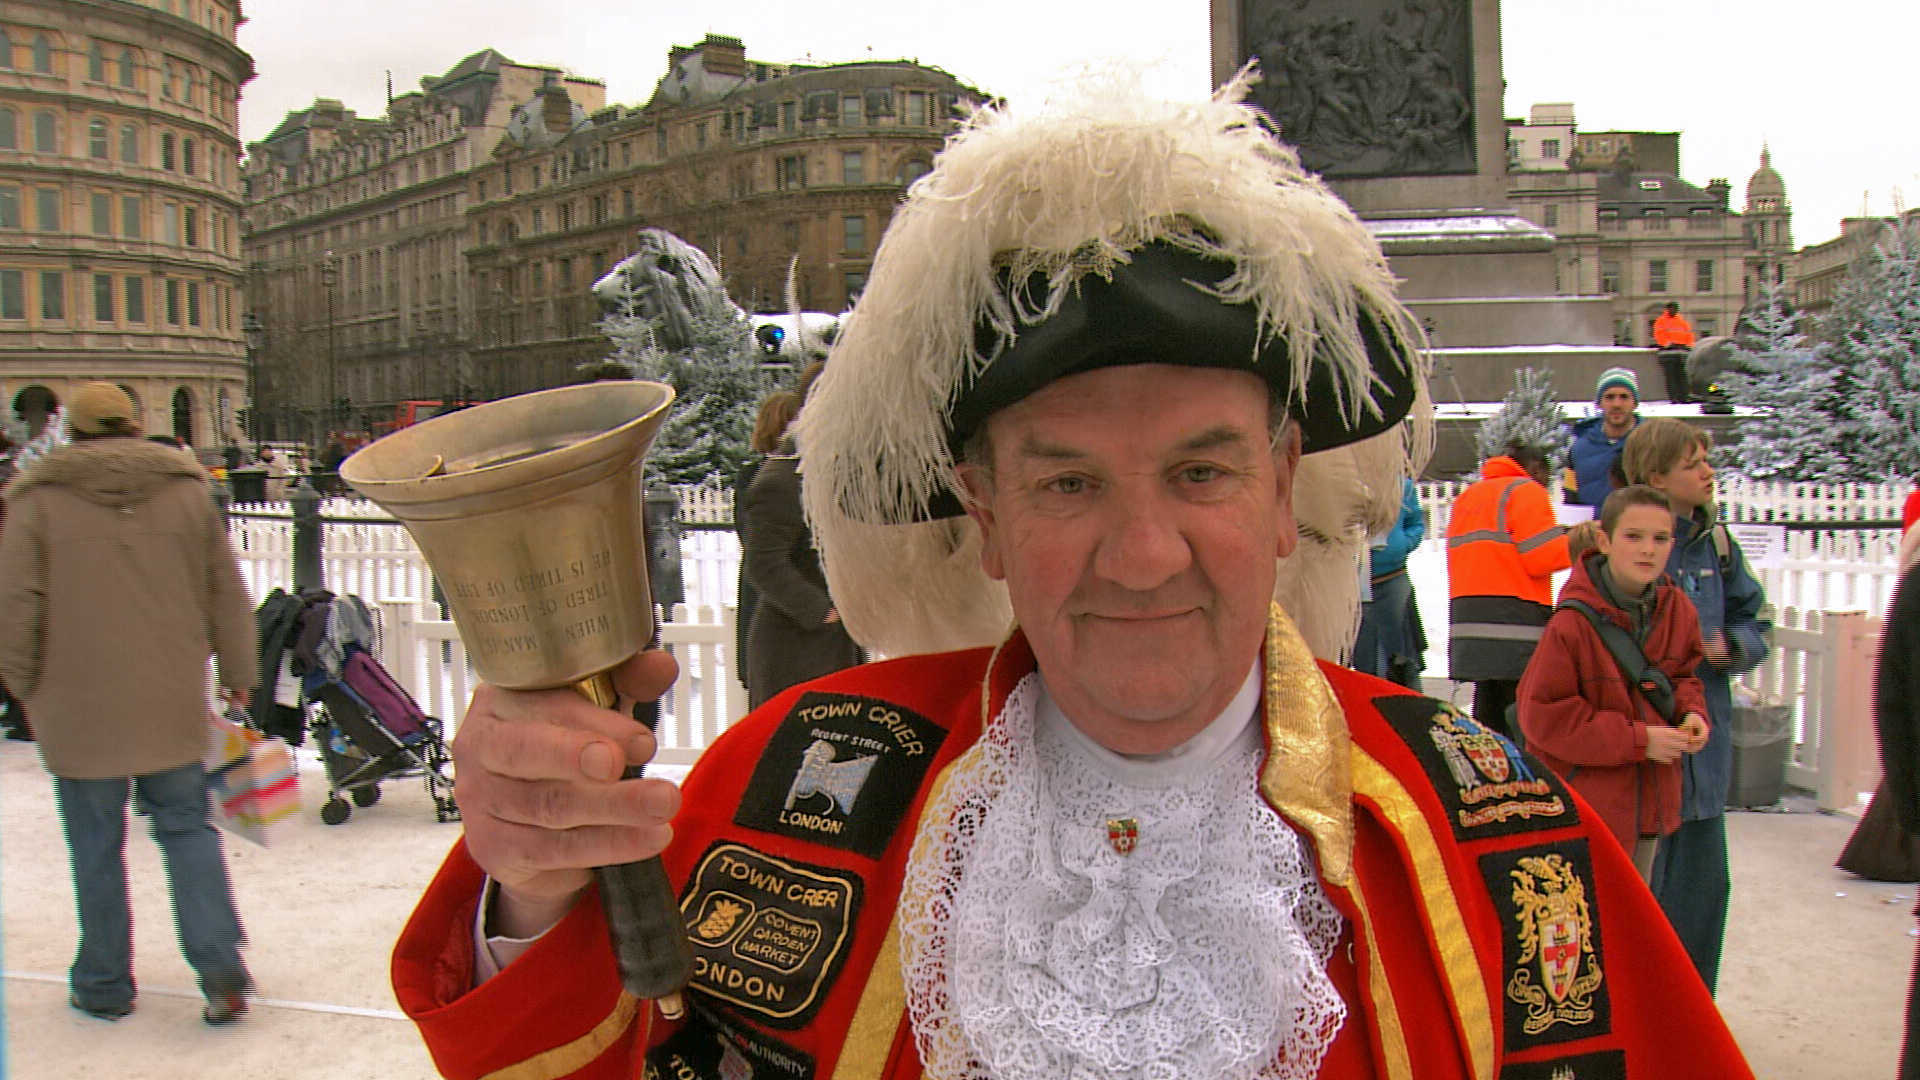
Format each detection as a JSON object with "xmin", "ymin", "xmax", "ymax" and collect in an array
[{"xmin": 393, "ymin": 609, "xmax": 1752, "ymax": 1080}]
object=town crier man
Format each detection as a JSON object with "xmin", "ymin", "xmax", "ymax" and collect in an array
[{"xmin": 391, "ymin": 71, "xmax": 1754, "ymax": 1080}]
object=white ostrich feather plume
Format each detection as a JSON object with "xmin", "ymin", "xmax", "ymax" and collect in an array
[{"xmin": 798, "ymin": 67, "xmax": 1432, "ymax": 660}]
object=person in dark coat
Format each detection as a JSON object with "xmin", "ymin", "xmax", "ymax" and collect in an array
[
  {"xmin": 733, "ymin": 392, "xmax": 801, "ymax": 699},
  {"xmin": 741, "ymin": 364, "xmax": 860, "ymax": 708},
  {"xmin": 1879, "ymin": 528, "xmax": 1920, "ymax": 1079}
]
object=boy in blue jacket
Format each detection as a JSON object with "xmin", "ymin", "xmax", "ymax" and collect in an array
[{"xmin": 1622, "ymin": 417, "xmax": 1772, "ymax": 994}]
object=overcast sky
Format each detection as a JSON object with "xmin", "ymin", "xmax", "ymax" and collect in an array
[{"xmin": 236, "ymin": 0, "xmax": 1916, "ymax": 249}]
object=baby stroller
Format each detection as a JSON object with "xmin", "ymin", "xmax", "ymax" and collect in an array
[
  {"xmin": 306, "ymin": 643, "xmax": 458, "ymax": 825},
  {"xmin": 254, "ymin": 588, "xmax": 457, "ymax": 825}
]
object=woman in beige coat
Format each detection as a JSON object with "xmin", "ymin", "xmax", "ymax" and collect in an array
[{"xmin": 0, "ymin": 383, "xmax": 258, "ymax": 1024}]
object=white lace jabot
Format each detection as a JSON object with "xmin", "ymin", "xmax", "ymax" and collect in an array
[{"xmin": 899, "ymin": 666, "xmax": 1348, "ymax": 1080}]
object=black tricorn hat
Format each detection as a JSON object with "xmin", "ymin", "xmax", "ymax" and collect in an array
[{"xmin": 920, "ymin": 241, "xmax": 1420, "ymax": 519}]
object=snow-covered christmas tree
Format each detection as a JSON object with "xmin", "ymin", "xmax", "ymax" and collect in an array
[
  {"xmin": 1837, "ymin": 222, "xmax": 1920, "ymax": 479},
  {"xmin": 1475, "ymin": 368, "xmax": 1565, "ymax": 473},
  {"xmin": 1715, "ymin": 278, "xmax": 1852, "ymax": 481},
  {"xmin": 589, "ymin": 299, "xmax": 768, "ymax": 486}
]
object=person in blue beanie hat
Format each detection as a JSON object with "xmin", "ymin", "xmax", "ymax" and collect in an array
[{"xmin": 1563, "ymin": 365, "xmax": 1641, "ymax": 507}]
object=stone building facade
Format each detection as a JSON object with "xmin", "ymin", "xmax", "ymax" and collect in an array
[
  {"xmin": 1507, "ymin": 104, "xmax": 1791, "ymax": 347},
  {"xmin": 1794, "ymin": 208, "xmax": 1920, "ymax": 324},
  {"xmin": 462, "ymin": 35, "xmax": 981, "ymax": 398},
  {"xmin": 240, "ymin": 51, "xmax": 599, "ymax": 444},
  {"xmin": 242, "ymin": 36, "xmax": 984, "ymax": 420},
  {"xmin": 0, "ymin": 0, "xmax": 253, "ymax": 449}
]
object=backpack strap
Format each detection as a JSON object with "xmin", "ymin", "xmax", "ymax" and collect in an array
[{"xmin": 1556, "ymin": 598, "xmax": 1678, "ymax": 722}]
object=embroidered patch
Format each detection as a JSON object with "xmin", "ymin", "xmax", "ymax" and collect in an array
[
  {"xmin": 1375, "ymin": 695, "xmax": 1577, "ymax": 840},
  {"xmin": 1482, "ymin": 840, "xmax": 1612, "ymax": 1052},
  {"xmin": 679, "ymin": 842, "xmax": 863, "ymax": 1028},
  {"xmin": 734, "ymin": 691, "xmax": 947, "ymax": 858},
  {"xmin": 1498, "ymin": 1049, "xmax": 1626, "ymax": 1079},
  {"xmin": 646, "ymin": 999, "xmax": 816, "ymax": 1080}
]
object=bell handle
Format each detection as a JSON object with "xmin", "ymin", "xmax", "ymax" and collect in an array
[{"xmin": 572, "ymin": 669, "xmax": 691, "ymax": 1022}]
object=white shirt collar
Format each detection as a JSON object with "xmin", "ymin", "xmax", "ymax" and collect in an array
[{"xmin": 1036, "ymin": 663, "xmax": 1263, "ymax": 789}]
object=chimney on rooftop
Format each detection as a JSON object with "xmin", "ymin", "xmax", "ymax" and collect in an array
[{"xmin": 540, "ymin": 82, "xmax": 573, "ymax": 136}]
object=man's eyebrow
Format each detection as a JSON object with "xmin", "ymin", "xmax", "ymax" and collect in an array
[{"xmin": 1009, "ymin": 425, "xmax": 1257, "ymax": 462}]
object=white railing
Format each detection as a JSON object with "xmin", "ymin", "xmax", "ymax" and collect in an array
[
  {"xmin": 675, "ymin": 484, "xmax": 735, "ymax": 525},
  {"xmin": 229, "ymin": 479, "xmax": 1906, "ymax": 798},
  {"xmin": 372, "ymin": 598, "xmax": 748, "ymax": 758}
]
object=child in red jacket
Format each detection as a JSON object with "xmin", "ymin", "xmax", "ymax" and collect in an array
[{"xmin": 1519, "ymin": 485, "xmax": 1710, "ymax": 879}]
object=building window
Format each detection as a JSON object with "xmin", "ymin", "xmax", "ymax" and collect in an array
[
  {"xmin": 0, "ymin": 109, "xmax": 14, "ymax": 150},
  {"xmin": 842, "ymin": 95, "xmax": 862, "ymax": 127},
  {"xmin": 843, "ymin": 214, "xmax": 867, "ymax": 254},
  {"xmin": 92, "ymin": 274, "xmax": 113, "ymax": 321},
  {"xmin": 33, "ymin": 111, "xmax": 56, "ymax": 153},
  {"xmin": 88, "ymin": 118, "xmax": 109, "ymax": 159},
  {"xmin": 775, "ymin": 154, "xmax": 807, "ymax": 191},
  {"xmin": 905, "ymin": 92, "xmax": 927, "ymax": 126},
  {"xmin": 1600, "ymin": 260, "xmax": 1621, "ymax": 293},
  {"xmin": 119, "ymin": 123, "xmax": 138, "ymax": 162},
  {"xmin": 622, "ymin": 188, "xmax": 635, "ymax": 217},
  {"xmin": 655, "ymin": 126, "xmax": 668, "ymax": 158},
  {"xmin": 1541, "ymin": 138, "xmax": 1561, "ymax": 160},
  {"xmin": 31, "ymin": 35, "xmax": 51, "ymax": 75},
  {"xmin": 164, "ymin": 278, "xmax": 181, "ymax": 324},
  {"xmin": 124, "ymin": 275, "xmax": 144, "ymax": 322},
  {"xmin": 845, "ymin": 270, "xmax": 866, "ymax": 302},
  {"xmin": 1695, "ymin": 259, "xmax": 1714, "ymax": 293},
  {"xmin": 1698, "ymin": 316, "xmax": 1718, "ymax": 336},
  {"xmin": 120, "ymin": 194, "xmax": 141, "ymax": 237},
  {"xmin": 184, "ymin": 206, "xmax": 198, "ymax": 247},
  {"xmin": 36, "ymin": 187, "xmax": 60, "ymax": 231},
  {"xmin": 163, "ymin": 203, "xmax": 179, "ymax": 244},
  {"xmin": 0, "ymin": 29, "xmax": 11, "ymax": 69},
  {"xmin": 40, "ymin": 271, "xmax": 63, "ymax": 320},
  {"xmin": 186, "ymin": 282, "xmax": 200, "ymax": 326},
  {"xmin": 531, "ymin": 262, "xmax": 545, "ymax": 291},
  {"xmin": 90, "ymin": 191, "xmax": 110, "ymax": 234},
  {"xmin": 842, "ymin": 151, "xmax": 865, "ymax": 185},
  {"xmin": 695, "ymin": 121, "xmax": 707, "ymax": 149},
  {"xmin": 118, "ymin": 47, "xmax": 135, "ymax": 88},
  {"xmin": 0, "ymin": 271, "xmax": 23, "ymax": 320},
  {"xmin": 88, "ymin": 41, "xmax": 105, "ymax": 82},
  {"xmin": 531, "ymin": 207, "xmax": 544, "ymax": 233},
  {"xmin": 559, "ymin": 201, "xmax": 574, "ymax": 231},
  {"xmin": 0, "ymin": 186, "xmax": 18, "ymax": 229},
  {"xmin": 1643, "ymin": 208, "xmax": 1668, "ymax": 231},
  {"xmin": 1542, "ymin": 204, "xmax": 1558, "ymax": 229},
  {"xmin": 160, "ymin": 132, "xmax": 175, "ymax": 170},
  {"xmin": 182, "ymin": 138, "xmax": 196, "ymax": 176},
  {"xmin": 1648, "ymin": 259, "xmax": 1668, "ymax": 293},
  {"xmin": 780, "ymin": 101, "xmax": 795, "ymax": 133}
]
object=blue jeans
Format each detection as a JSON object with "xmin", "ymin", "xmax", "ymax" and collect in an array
[
  {"xmin": 53, "ymin": 762, "xmax": 246, "ymax": 1008},
  {"xmin": 1650, "ymin": 812, "xmax": 1729, "ymax": 995}
]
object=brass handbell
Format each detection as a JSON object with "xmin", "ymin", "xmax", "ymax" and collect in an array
[{"xmin": 341, "ymin": 381, "xmax": 694, "ymax": 1019}]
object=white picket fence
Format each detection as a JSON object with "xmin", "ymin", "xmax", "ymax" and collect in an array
[{"xmin": 228, "ymin": 479, "xmax": 1910, "ymax": 802}]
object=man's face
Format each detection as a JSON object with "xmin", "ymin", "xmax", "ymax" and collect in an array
[
  {"xmin": 1597, "ymin": 504, "xmax": 1674, "ymax": 594},
  {"xmin": 1648, "ymin": 443, "xmax": 1713, "ymax": 512},
  {"xmin": 1598, "ymin": 387, "xmax": 1637, "ymax": 431},
  {"xmin": 957, "ymin": 365, "xmax": 1298, "ymax": 755}
]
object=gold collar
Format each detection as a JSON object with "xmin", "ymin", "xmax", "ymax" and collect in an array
[{"xmin": 1258, "ymin": 601, "xmax": 1355, "ymax": 887}]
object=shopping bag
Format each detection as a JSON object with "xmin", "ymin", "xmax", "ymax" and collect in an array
[{"xmin": 204, "ymin": 708, "xmax": 300, "ymax": 846}]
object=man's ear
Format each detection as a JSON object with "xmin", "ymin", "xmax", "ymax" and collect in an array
[
  {"xmin": 954, "ymin": 462, "xmax": 1006, "ymax": 581},
  {"xmin": 1271, "ymin": 424, "xmax": 1302, "ymax": 560}
]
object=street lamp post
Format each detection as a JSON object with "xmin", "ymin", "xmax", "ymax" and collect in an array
[
  {"xmin": 242, "ymin": 312, "xmax": 265, "ymax": 446},
  {"xmin": 321, "ymin": 250, "xmax": 340, "ymax": 439}
]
